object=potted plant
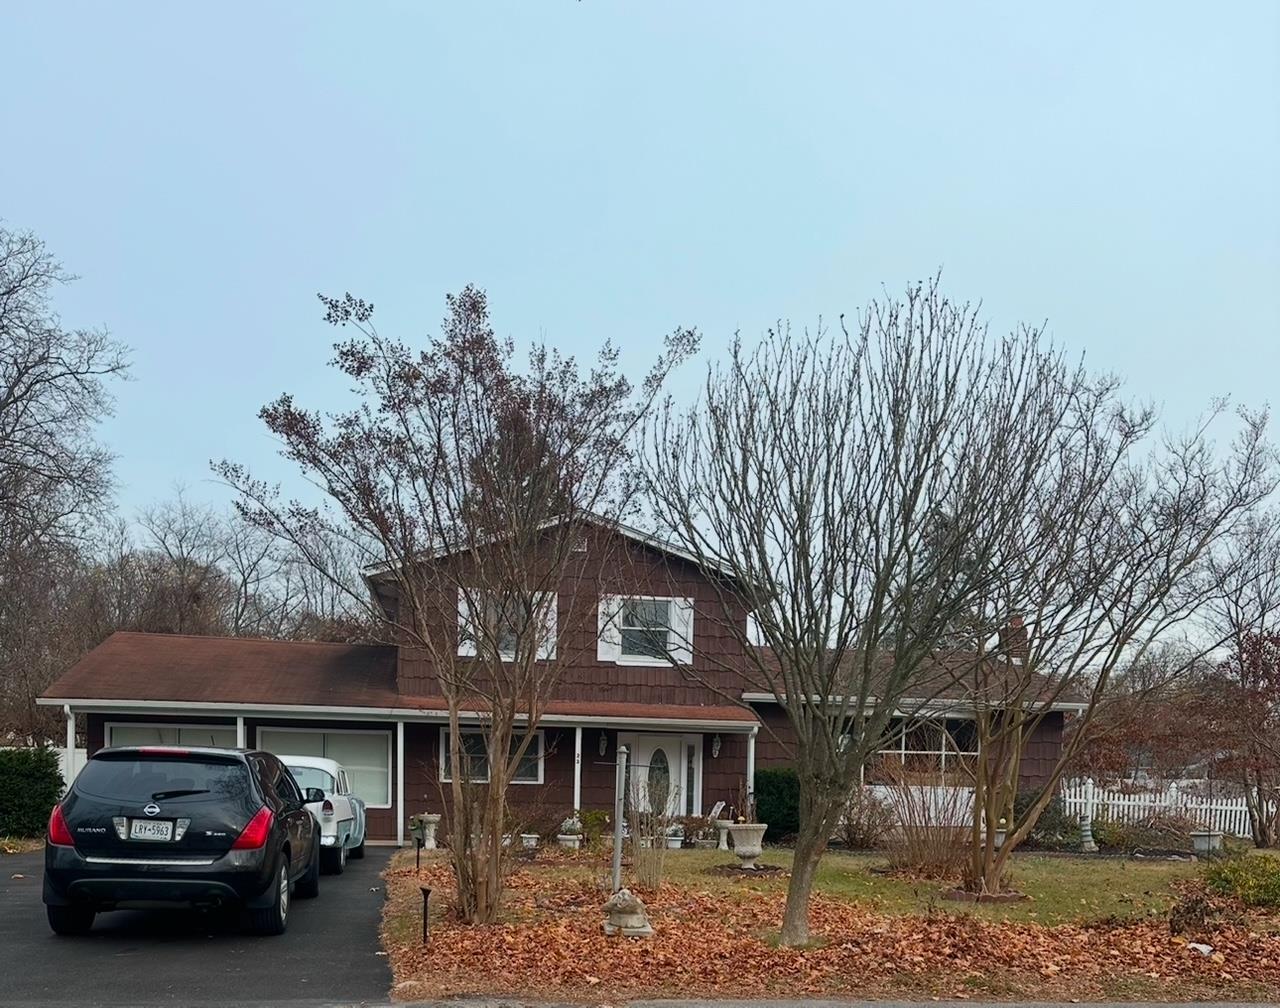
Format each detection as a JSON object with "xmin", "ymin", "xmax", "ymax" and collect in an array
[
  {"xmin": 557, "ymin": 815, "xmax": 584, "ymax": 849},
  {"xmin": 520, "ymin": 832, "xmax": 539, "ymax": 849},
  {"xmin": 664, "ymin": 824, "xmax": 684, "ymax": 849},
  {"xmin": 1189, "ymin": 825, "xmax": 1223, "ymax": 855},
  {"xmin": 726, "ymin": 788, "xmax": 768, "ymax": 870}
]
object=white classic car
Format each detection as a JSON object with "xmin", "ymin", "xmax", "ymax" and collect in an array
[{"xmin": 282, "ymin": 755, "xmax": 367, "ymax": 874}]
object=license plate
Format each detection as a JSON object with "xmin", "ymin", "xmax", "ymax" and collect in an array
[{"xmin": 129, "ymin": 819, "xmax": 174, "ymax": 842}]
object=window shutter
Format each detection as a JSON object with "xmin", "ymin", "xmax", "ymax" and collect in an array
[
  {"xmin": 671, "ymin": 597, "xmax": 694, "ymax": 664},
  {"xmin": 597, "ymin": 595, "xmax": 622, "ymax": 662},
  {"xmin": 536, "ymin": 592, "xmax": 557, "ymax": 660},
  {"xmin": 457, "ymin": 588, "xmax": 477, "ymax": 657}
]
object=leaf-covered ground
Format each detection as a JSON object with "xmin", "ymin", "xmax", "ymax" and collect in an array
[{"xmin": 382, "ymin": 848, "xmax": 1280, "ymax": 1003}]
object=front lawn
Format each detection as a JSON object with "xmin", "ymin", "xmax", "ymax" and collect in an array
[{"xmin": 382, "ymin": 846, "xmax": 1279, "ymax": 1003}]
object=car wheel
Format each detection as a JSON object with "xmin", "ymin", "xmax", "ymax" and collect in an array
[
  {"xmin": 248, "ymin": 861, "xmax": 289, "ymax": 935},
  {"xmin": 47, "ymin": 905, "xmax": 95, "ymax": 936},
  {"xmin": 322, "ymin": 842, "xmax": 346, "ymax": 875},
  {"xmin": 295, "ymin": 837, "xmax": 321, "ymax": 899}
]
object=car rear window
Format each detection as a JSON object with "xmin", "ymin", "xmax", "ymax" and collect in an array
[
  {"xmin": 286, "ymin": 766, "xmax": 336, "ymax": 794},
  {"xmin": 75, "ymin": 754, "xmax": 253, "ymax": 803}
]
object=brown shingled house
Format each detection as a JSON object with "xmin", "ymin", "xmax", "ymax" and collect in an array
[{"xmin": 38, "ymin": 522, "xmax": 1079, "ymax": 845}]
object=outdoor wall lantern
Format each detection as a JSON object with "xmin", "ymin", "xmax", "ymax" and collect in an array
[
  {"xmin": 599, "ymin": 730, "xmax": 608, "ymax": 756},
  {"xmin": 711, "ymin": 733, "xmax": 721, "ymax": 758}
]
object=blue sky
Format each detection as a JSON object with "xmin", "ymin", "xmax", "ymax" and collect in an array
[{"xmin": 3, "ymin": 2, "xmax": 1278, "ymax": 517}]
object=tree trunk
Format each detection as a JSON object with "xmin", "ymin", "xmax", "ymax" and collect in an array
[{"xmin": 778, "ymin": 799, "xmax": 836, "ymax": 946}]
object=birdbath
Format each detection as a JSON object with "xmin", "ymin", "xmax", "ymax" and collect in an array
[
  {"xmin": 714, "ymin": 819, "xmax": 733, "ymax": 851},
  {"xmin": 418, "ymin": 813, "xmax": 442, "ymax": 850},
  {"xmin": 727, "ymin": 822, "xmax": 768, "ymax": 870}
]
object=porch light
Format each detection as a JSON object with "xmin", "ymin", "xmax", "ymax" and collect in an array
[
  {"xmin": 711, "ymin": 733, "xmax": 721, "ymax": 758},
  {"xmin": 599, "ymin": 731, "xmax": 608, "ymax": 757}
]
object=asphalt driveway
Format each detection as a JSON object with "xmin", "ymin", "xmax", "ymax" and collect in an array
[{"xmin": 0, "ymin": 846, "xmax": 392, "ymax": 1008}]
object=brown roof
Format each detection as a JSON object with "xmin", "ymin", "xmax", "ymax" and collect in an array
[
  {"xmin": 40, "ymin": 632, "xmax": 758, "ymax": 725},
  {"xmin": 42, "ymin": 632, "xmax": 403, "ymax": 708}
]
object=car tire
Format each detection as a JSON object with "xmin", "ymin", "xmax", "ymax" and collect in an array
[
  {"xmin": 322, "ymin": 842, "xmax": 346, "ymax": 875},
  {"xmin": 47, "ymin": 905, "xmax": 95, "ymax": 936},
  {"xmin": 295, "ymin": 838, "xmax": 321, "ymax": 899},
  {"xmin": 248, "ymin": 860, "xmax": 290, "ymax": 936},
  {"xmin": 349, "ymin": 835, "xmax": 365, "ymax": 859}
]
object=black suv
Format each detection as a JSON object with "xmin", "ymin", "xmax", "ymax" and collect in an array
[{"xmin": 44, "ymin": 746, "xmax": 321, "ymax": 936}]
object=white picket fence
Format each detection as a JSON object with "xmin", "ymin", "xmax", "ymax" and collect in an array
[{"xmin": 1061, "ymin": 778, "xmax": 1252, "ymax": 838}]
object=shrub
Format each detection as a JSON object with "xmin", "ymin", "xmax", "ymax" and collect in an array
[
  {"xmin": 753, "ymin": 767, "xmax": 799, "ymax": 841},
  {"xmin": 1012, "ymin": 790, "xmax": 1081, "ymax": 850},
  {"xmin": 579, "ymin": 808, "xmax": 609, "ymax": 847},
  {"xmin": 1206, "ymin": 854, "xmax": 1280, "ymax": 908},
  {"xmin": 0, "ymin": 747, "xmax": 64, "ymax": 838},
  {"xmin": 837, "ymin": 787, "xmax": 895, "ymax": 850},
  {"xmin": 880, "ymin": 763, "xmax": 970, "ymax": 878},
  {"xmin": 1093, "ymin": 810, "xmax": 1195, "ymax": 853}
]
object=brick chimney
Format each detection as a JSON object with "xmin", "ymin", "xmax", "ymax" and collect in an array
[{"xmin": 998, "ymin": 615, "xmax": 1029, "ymax": 666}]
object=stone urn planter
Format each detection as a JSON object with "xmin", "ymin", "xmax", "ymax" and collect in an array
[
  {"xmin": 727, "ymin": 822, "xmax": 768, "ymax": 870},
  {"xmin": 1190, "ymin": 830, "xmax": 1223, "ymax": 855},
  {"xmin": 520, "ymin": 833, "xmax": 539, "ymax": 849},
  {"xmin": 409, "ymin": 812, "xmax": 442, "ymax": 850},
  {"xmin": 557, "ymin": 833, "xmax": 582, "ymax": 849},
  {"xmin": 714, "ymin": 819, "xmax": 733, "ymax": 851},
  {"xmin": 992, "ymin": 826, "xmax": 1008, "ymax": 850}
]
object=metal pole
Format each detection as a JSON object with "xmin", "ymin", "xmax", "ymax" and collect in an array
[
  {"xmin": 420, "ymin": 887, "xmax": 432, "ymax": 943},
  {"xmin": 611, "ymin": 744, "xmax": 628, "ymax": 893}
]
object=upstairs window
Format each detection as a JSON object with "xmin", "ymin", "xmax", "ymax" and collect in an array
[
  {"xmin": 458, "ymin": 589, "xmax": 556, "ymax": 661},
  {"xmin": 620, "ymin": 598, "xmax": 672, "ymax": 659},
  {"xmin": 597, "ymin": 594, "xmax": 694, "ymax": 665}
]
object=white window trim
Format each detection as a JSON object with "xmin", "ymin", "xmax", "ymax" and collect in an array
[
  {"xmin": 606, "ymin": 594, "xmax": 693, "ymax": 666},
  {"xmin": 105, "ymin": 721, "xmax": 238, "ymax": 748},
  {"xmin": 438, "ymin": 728, "xmax": 546, "ymax": 786},
  {"xmin": 459, "ymin": 589, "xmax": 557, "ymax": 662},
  {"xmin": 255, "ymin": 726, "xmax": 393, "ymax": 809}
]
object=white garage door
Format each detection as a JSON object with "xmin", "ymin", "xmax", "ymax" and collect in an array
[
  {"xmin": 108, "ymin": 724, "xmax": 237, "ymax": 748},
  {"xmin": 257, "ymin": 728, "xmax": 391, "ymax": 808}
]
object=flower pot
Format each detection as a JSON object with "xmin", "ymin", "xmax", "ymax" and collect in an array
[
  {"xmin": 664, "ymin": 835, "xmax": 683, "ymax": 850},
  {"xmin": 520, "ymin": 833, "xmax": 539, "ymax": 849},
  {"xmin": 992, "ymin": 828, "xmax": 1007, "ymax": 850},
  {"xmin": 556, "ymin": 834, "xmax": 582, "ymax": 849},
  {"xmin": 1190, "ymin": 830, "xmax": 1223, "ymax": 855},
  {"xmin": 727, "ymin": 823, "xmax": 768, "ymax": 870}
]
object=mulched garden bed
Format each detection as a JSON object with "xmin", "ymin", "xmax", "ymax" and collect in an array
[{"xmin": 704, "ymin": 863, "xmax": 789, "ymax": 878}]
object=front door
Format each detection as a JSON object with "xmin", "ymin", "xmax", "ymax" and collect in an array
[{"xmin": 622, "ymin": 734, "xmax": 700, "ymax": 819}]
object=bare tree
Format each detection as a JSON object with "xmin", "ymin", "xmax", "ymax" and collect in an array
[
  {"xmin": 957, "ymin": 403, "xmax": 1273, "ymax": 892},
  {"xmin": 644, "ymin": 278, "xmax": 1276, "ymax": 942},
  {"xmin": 0, "ymin": 224, "xmax": 128, "ymax": 541},
  {"xmin": 217, "ymin": 286, "xmax": 696, "ymax": 922}
]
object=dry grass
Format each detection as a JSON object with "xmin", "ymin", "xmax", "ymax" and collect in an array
[{"xmin": 0, "ymin": 837, "xmax": 42, "ymax": 855}]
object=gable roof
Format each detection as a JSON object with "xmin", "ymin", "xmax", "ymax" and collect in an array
[{"xmin": 362, "ymin": 512, "xmax": 736, "ymax": 583}]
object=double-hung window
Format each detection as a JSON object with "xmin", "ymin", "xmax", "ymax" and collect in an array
[
  {"xmin": 457, "ymin": 589, "xmax": 556, "ymax": 661},
  {"xmin": 598, "ymin": 594, "xmax": 694, "ymax": 665},
  {"xmin": 439, "ymin": 730, "xmax": 544, "ymax": 785}
]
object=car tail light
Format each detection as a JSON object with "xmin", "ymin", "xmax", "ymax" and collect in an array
[
  {"xmin": 231, "ymin": 807, "xmax": 274, "ymax": 850},
  {"xmin": 48, "ymin": 805, "xmax": 75, "ymax": 847},
  {"xmin": 321, "ymin": 799, "xmax": 334, "ymax": 819}
]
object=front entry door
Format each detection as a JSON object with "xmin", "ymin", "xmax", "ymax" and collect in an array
[{"xmin": 623, "ymin": 734, "xmax": 699, "ymax": 819}]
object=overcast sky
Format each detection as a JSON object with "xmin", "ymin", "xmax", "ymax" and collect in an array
[{"xmin": 3, "ymin": 2, "xmax": 1277, "ymax": 518}]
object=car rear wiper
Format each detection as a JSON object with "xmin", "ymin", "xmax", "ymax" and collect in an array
[{"xmin": 150, "ymin": 788, "xmax": 210, "ymax": 799}]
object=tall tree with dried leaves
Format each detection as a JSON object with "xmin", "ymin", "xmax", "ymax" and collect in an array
[{"xmin": 217, "ymin": 286, "xmax": 696, "ymax": 922}]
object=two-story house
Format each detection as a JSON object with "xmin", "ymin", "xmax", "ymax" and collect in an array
[{"xmin": 37, "ymin": 519, "xmax": 1078, "ymax": 845}]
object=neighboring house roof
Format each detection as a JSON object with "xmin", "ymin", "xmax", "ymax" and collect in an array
[
  {"xmin": 38, "ymin": 631, "xmax": 758, "ymax": 729},
  {"xmin": 742, "ymin": 646, "xmax": 1088, "ymax": 712}
]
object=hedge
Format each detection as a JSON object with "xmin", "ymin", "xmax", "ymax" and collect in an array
[
  {"xmin": 1206, "ymin": 854, "xmax": 1280, "ymax": 908},
  {"xmin": 0, "ymin": 747, "xmax": 64, "ymax": 838},
  {"xmin": 753, "ymin": 767, "xmax": 800, "ymax": 841}
]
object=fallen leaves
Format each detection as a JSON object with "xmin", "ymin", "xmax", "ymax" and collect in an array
[{"xmin": 380, "ymin": 854, "xmax": 1280, "ymax": 1002}]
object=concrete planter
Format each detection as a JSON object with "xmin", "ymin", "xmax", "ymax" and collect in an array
[
  {"xmin": 1190, "ymin": 830, "xmax": 1223, "ymax": 855},
  {"xmin": 664, "ymin": 834, "xmax": 684, "ymax": 850},
  {"xmin": 694, "ymin": 837, "xmax": 717, "ymax": 849},
  {"xmin": 714, "ymin": 819, "xmax": 733, "ymax": 851},
  {"xmin": 556, "ymin": 834, "xmax": 582, "ymax": 849},
  {"xmin": 520, "ymin": 833, "xmax": 539, "ymax": 849},
  {"xmin": 727, "ymin": 823, "xmax": 768, "ymax": 870}
]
